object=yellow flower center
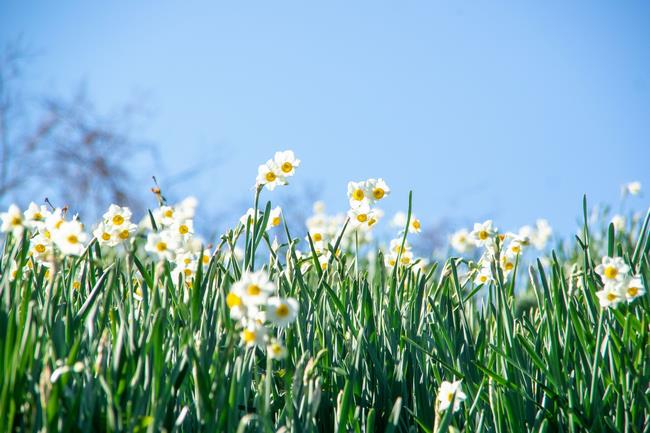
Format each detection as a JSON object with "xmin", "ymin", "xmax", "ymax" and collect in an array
[
  {"xmin": 270, "ymin": 343, "xmax": 283, "ymax": 354},
  {"xmin": 313, "ymin": 233, "xmax": 323, "ymax": 242},
  {"xmin": 505, "ymin": 262, "xmax": 514, "ymax": 271},
  {"xmin": 401, "ymin": 256, "xmax": 411, "ymax": 264},
  {"xmin": 242, "ymin": 329, "xmax": 256, "ymax": 344},
  {"xmin": 272, "ymin": 216, "xmax": 281, "ymax": 227},
  {"xmin": 368, "ymin": 218, "xmax": 377, "ymax": 227},
  {"xmin": 446, "ymin": 392, "xmax": 454, "ymax": 402},
  {"xmin": 202, "ymin": 255, "xmax": 209, "ymax": 265},
  {"xmin": 33, "ymin": 212, "xmax": 43, "ymax": 221},
  {"xmin": 352, "ymin": 189, "xmax": 365, "ymax": 201},
  {"xmin": 164, "ymin": 209, "xmax": 174, "ymax": 218},
  {"xmin": 480, "ymin": 275, "xmax": 488, "ymax": 283},
  {"xmin": 73, "ymin": 281, "xmax": 81, "ymax": 290},
  {"xmin": 412, "ymin": 219, "xmax": 421, "ymax": 230},
  {"xmin": 281, "ymin": 162, "xmax": 293, "ymax": 173},
  {"xmin": 265, "ymin": 171, "xmax": 277, "ymax": 182},
  {"xmin": 118, "ymin": 230, "xmax": 130, "ymax": 240},
  {"xmin": 112, "ymin": 215, "xmax": 124, "ymax": 225},
  {"xmin": 627, "ymin": 286, "xmax": 639, "ymax": 297},
  {"xmin": 179, "ymin": 224, "xmax": 189, "ymax": 234},
  {"xmin": 11, "ymin": 216, "xmax": 22, "ymax": 226},
  {"xmin": 511, "ymin": 245, "xmax": 521, "ymax": 254},
  {"xmin": 184, "ymin": 268, "xmax": 193, "ymax": 277},
  {"xmin": 247, "ymin": 284, "xmax": 261, "ymax": 296},
  {"xmin": 607, "ymin": 292, "xmax": 618, "ymax": 302},
  {"xmin": 35, "ymin": 244, "xmax": 46, "ymax": 253},
  {"xmin": 156, "ymin": 241, "xmax": 167, "ymax": 252},
  {"xmin": 226, "ymin": 292, "xmax": 241, "ymax": 308},
  {"xmin": 478, "ymin": 230, "xmax": 489, "ymax": 240},
  {"xmin": 372, "ymin": 188, "xmax": 385, "ymax": 200},
  {"xmin": 356, "ymin": 214, "xmax": 368, "ymax": 223},
  {"xmin": 604, "ymin": 266, "xmax": 618, "ymax": 279},
  {"xmin": 184, "ymin": 258, "xmax": 191, "ymax": 265},
  {"xmin": 102, "ymin": 232, "xmax": 111, "ymax": 241},
  {"xmin": 67, "ymin": 235, "xmax": 79, "ymax": 244},
  {"xmin": 276, "ymin": 304, "xmax": 290, "ymax": 318}
]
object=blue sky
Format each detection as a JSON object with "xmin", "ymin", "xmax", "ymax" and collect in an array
[{"xmin": 1, "ymin": 1, "xmax": 649, "ymax": 237}]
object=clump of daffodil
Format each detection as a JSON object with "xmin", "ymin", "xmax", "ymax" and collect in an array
[
  {"xmin": 93, "ymin": 204, "xmax": 138, "ymax": 247},
  {"xmin": 256, "ymin": 150, "xmax": 300, "ymax": 191},
  {"xmin": 595, "ymin": 256, "xmax": 645, "ymax": 308},
  {"xmin": 226, "ymin": 270, "xmax": 299, "ymax": 358}
]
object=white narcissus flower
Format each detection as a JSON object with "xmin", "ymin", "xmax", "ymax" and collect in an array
[
  {"xmin": 30, "ymin": 233, "xmax": 53, "ymax": 263},
  {"xmin": 273, "ymin": 150, "xmax": 300, "ymax": 177},
  {"xmin": 450, "ymin": 229, "xmax": 474, "ymax": 254},
  {"xmin": 389, "ymin": 238, "xmax": 411, "ymax": 255},
  {"xmin": 159, "ymin": 206, "xmax": 176, "ymax": 227},
  {"xmin": 470, "ymin": 220, "xmax": 496, "ymax": 247},
  {"xmin": 170, "ymin": 218, "xmax": 194, "ymax": 239},
  {"xmin": 596, "ymin": 286, "xmax": 624, "ymax": 309},
  {"xmin": 267, "ymin": 339, "xmax": 288, "ymax": 360},
  {"xmin": 241, "ymin": 323, "xmax": 268, "ymax": 348},
  {"xmin": 173, "ymin": 252, "xmax": 198, "ymax": 282},
  {"xmin": 94, "ymin": 222, "xmax": 117, "ymax": 247},
  {"xmin": 44, "ymin": 209, "xmax": 65, "ymax": 239},
  {"xmin": 500, "ymin": 252, "xmax": 517, "ymax": 276},
  {"xmin": 474, "ymin": 264, "xmax": 492, "ymax": 285},
  {"xmin": 595, "ymin": 256, "xmax": 630, "ymax": 284},
  {"xmin": 230, "ymin": 270, "xmax": 277, "ymax": 306},
  {"xmin": 24, "ymin": 202, "xmax": 50, "ymax": 230},
  {"xmin": 240, "ymin": 208, "xmax": 262, "ymax": 227},
  {"xmin": 348, "ymin": 204, "xmax": 381, "ymax": 229},
  {"xmin": 113, "ymin": 221, "xmax": 138, "ymax": 243},
  {"xmin": 145, "ymin": 230, "xmax": 179, "ymax": 261},
  {"xmin": 256, "ymin": 159, "xmax": 286, "ymax": 191},
  {"xmin": 347, "ymin": 181, "xmax": 369, "ymax": 207},
  {"xmin": 1, "ymin": 204, "xmax": 25, "ymax": 236},
  {"xmin": 365, "ymin": 178, "xmax": 391, "ymax": 202},
  {"xmin": 622, "ymin": 276, "xmax": 645, "ymax": 302},
  {"xmin": 265, "ymin": 297, "xmax": 299, "ymax": 328},
  {"xmin": 437, "ymin": 380, "xmax": 467, "ymax": 412},
  {"xmin": 504, "ymin": 237, "xmax": 526, "ymax": 256},
  {"xmin": 267, "ymin": 206, "xmax": 283, "ymax": 230},
  {"xmin": 103, "ymin": 204, "xmax": 133, "ymax": 230},
  {"xmin": 625, "ymin": 181, "xmax": 641, "ymax": 196},
  {"xmin": 53, "ymin": 220, "xmax": 88, "ymax": 256}
]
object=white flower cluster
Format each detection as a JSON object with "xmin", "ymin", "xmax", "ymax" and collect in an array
[
  {"xmin": 302, "ymin": 201, "xmax": 377, "ymax": 270},
  {"xmin": 1, "ymin": 203, "xmax": 90, "ymax": 263},
  {"xmin": 256, "ymin": 150, "xmax": 300, "ymax": 191},
  {"xmin": 142, "ymin": 197, "xmax": 211, "ymax": 290},
  {"xmin": 93, "ymin": 205, "xmax": 138, "ymax": 247},
  {"xmin": 595, "ymin": 256, "xmax": 645, "ymax": 308},
  {"xmin": 383, "ymin": 210, "xmax": 427, "ymax": 271},
  {"xmin": 226, "ymin": 270, "xmax": 299, "ymax": 359},
  {"xmin": 446, "ymin": 219, "xmax": 552, "ymax": 285},
  {"xmin": 346, "ymin": 178, "xmax": 389, "ymax": 230}
]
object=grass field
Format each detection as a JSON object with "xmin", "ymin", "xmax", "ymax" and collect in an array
[{"xmin": 0, "ymin": 152, "xmax": 648, "ymax": 432}]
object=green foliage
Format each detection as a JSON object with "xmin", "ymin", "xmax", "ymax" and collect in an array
[{"xmin": 0, "ymin": 202, "xmax": 649, "ymax": 433}]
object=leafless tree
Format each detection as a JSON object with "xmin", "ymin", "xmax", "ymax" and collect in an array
[{"xmin": 0, "ymin": 41, "xmax": 157, "ymax": 219}]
